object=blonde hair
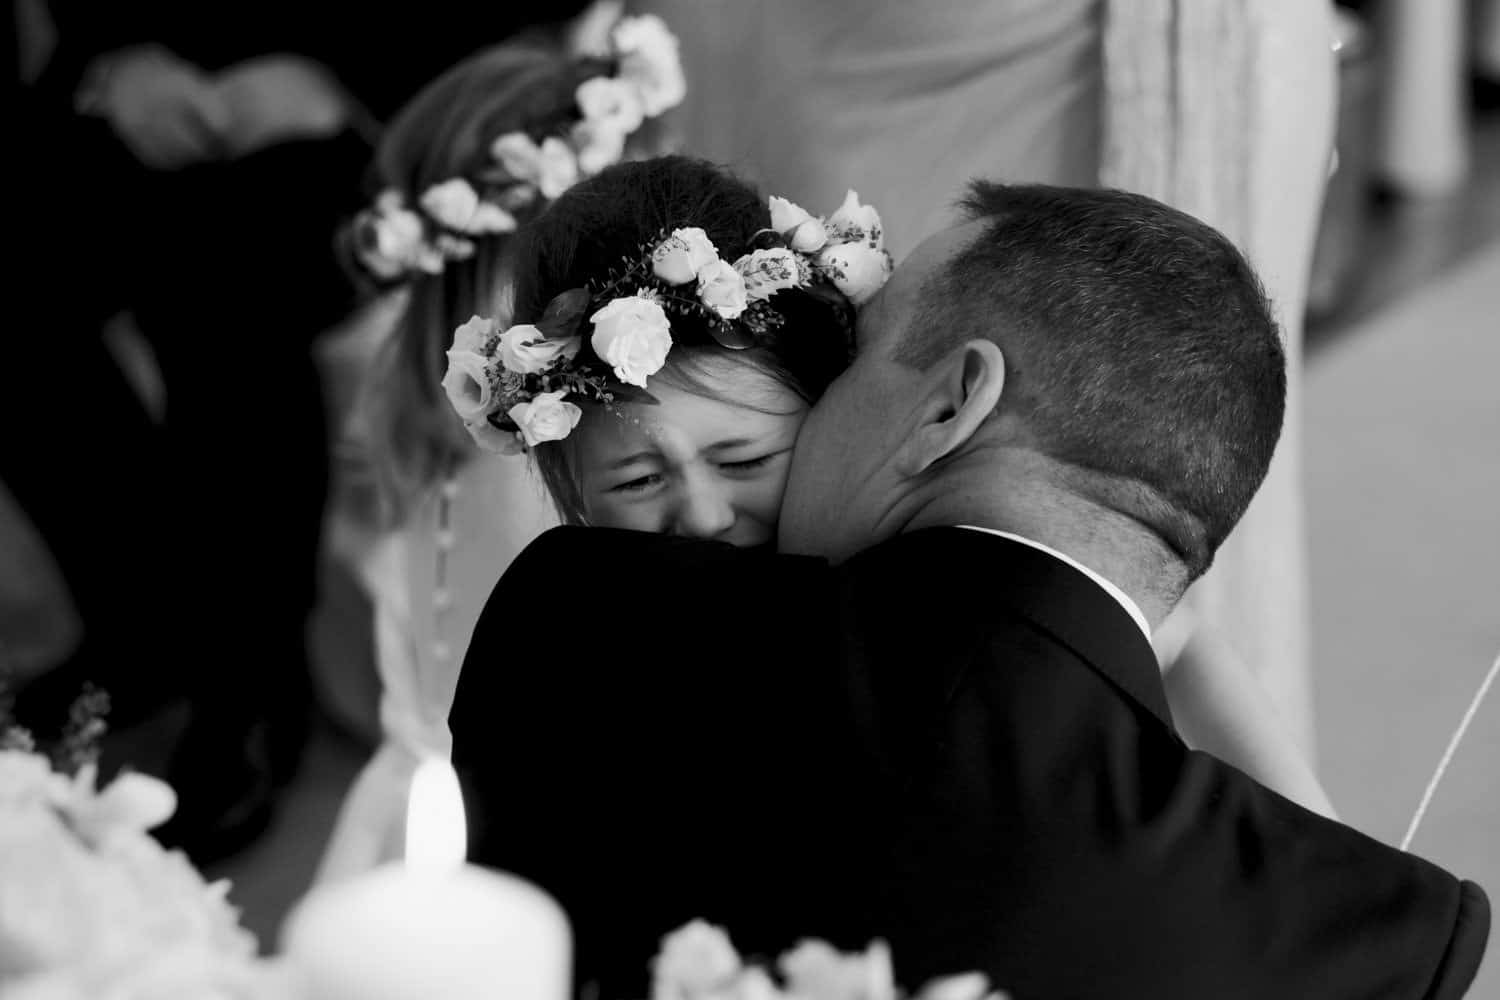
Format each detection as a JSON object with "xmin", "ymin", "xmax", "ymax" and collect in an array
[{"xmin": 357, "ymin": 43, "xmax": 603, "ymax": 529}]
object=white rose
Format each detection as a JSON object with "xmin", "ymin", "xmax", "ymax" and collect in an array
[
  {"xmin": 571, "ymin": 118, "xmax": 628, "ymax": 176},
  {"xmin": 651, "ymin": 226, "xmax": 719, "ymax": 285},
  {"xmin": 769, "ymin": 195, "xmax": 828, "ymax": 252},
  {"xmin": 652, "ymin": 921, "xmax": 743, "ymax": 997},
  {"xmin": 612, "ymin": 15, "xmax": 686, "ymax": 116},
  {"xmin": 497, "ymin": 324, "xmax": 581, "ymax": 374},
  {"xmin": 420, "ymin": 179, "xmax": 482, "ymax": 232},
  {"xmin": 590, "ymin": 294, "xmax": 673, "ymax": 387},
  {"xmin": 442, "ymin": 350, "xmax": 496, "ymax": 422},
  {"xmin": 575, "ymin": 75, "xmax": 646, "ymax": 135},
  {"xmin": 451, "ymin": 315, "xmax": 499, "ymax": 356},
  {"xmin": 824, "ymin": 189, "xmax": 885, "ymax": 250},
  {"xmin": 696, "ymin": 258, "xmax": 749, "ymax": 320},
  {"xmin": 818, "ymin": 241, "xmax": 893, "ymax": 307},
  {"xmin": 733, "ymin": 247, "xmax": 803, "ymax": 301},
  {"xmin": 508, "ymin": 391, "xmax": 583, "ymax": 446}
]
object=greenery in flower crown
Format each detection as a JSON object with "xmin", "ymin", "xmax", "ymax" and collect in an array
[{"xmin": 0, "ymin": 665, "xmax": 111, "ymax": 775}]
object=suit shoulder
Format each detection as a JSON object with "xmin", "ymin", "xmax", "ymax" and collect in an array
[{"xmin": 1423, "ymin": 878, "xmax": 1490, "ymax": 1000}]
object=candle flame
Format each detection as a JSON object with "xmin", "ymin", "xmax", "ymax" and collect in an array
[{"xmin": 405, "ymin": 757, "xmax": 467, "ymax": 872}]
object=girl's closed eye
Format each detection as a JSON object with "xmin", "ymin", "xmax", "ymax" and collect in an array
[
  {"xmin": 718, "ymin": 450, "xmax": 789, "ymax": 474},
  {"xmin": 610, "ymin": 473, "xmax": 664, "ymax": 494}
]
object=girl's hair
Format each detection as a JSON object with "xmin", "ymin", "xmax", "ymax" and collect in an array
[
  {"xmin": 359, "ymin": 41, "xmax": 612, "ymax": 529},
  {"xmin": 509, "ymin": 155, "xmax": 855, "ymax": 523}
]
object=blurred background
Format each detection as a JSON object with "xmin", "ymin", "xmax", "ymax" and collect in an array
[{"xmin": 3, "ymin": 0, "xmax": 1498, "ymax": 992}]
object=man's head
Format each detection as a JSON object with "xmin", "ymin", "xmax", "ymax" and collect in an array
[{"xmin": 778, "ymin": 182, "xmax": 1285, "ymax": 601}]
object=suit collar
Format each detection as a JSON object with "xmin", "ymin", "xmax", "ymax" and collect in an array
[{"xmin": 849, "ymin": 527, "xmax": 1175, "ymax": 732}]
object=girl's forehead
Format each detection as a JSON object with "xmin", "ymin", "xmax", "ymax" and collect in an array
[{"xmin": 582, "ymin": 383, "xmax": 807, "ymax": 464}]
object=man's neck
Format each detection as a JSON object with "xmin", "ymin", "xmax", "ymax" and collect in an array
[
  {"xmin": 902, "ymin": 461, "xmax": 1176, "ymax": 631},
  {"xmin": 955, "ymin": 525, "xmax": 1154, "ymax": 639}
]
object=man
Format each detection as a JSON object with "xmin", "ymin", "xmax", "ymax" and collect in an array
[{"xmin": 451, "ymin": 184, "xmax": 1488, "ymax": 997}]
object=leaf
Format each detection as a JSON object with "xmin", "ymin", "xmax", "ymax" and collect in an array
[{"xmin": 536, "ymin": 288, "xmax": 591, "ymax": 341}]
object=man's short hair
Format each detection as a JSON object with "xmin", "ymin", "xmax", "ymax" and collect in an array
[{"xmin": 898, "ymin": 183, "xmax": 1285, "ymax": 578}]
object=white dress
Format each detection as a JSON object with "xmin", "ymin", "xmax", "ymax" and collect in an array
[{"xmin": 315, "ymin": 299, "xmax": 559, "ymax": 883}]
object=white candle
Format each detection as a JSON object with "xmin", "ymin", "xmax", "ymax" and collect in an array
[{"xmin": 281, "ymin": 758, "xmax": 571, "ymax": 1000}]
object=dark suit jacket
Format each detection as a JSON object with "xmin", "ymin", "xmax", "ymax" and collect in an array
[{"xmin": 451, "ymin": 526, "xmax": 1489, "ymax": 999}]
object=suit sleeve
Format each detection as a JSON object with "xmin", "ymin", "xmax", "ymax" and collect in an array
[
  {"xmin": 892, "ymin": 635, "xmax": 1493, "ymax": 999},
  {"xmin": 1424, "ymin": 879, "xmax": 1490, "ymax": 1000}
]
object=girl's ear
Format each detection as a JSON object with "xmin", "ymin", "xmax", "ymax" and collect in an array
[{"xmin": 895, "ymin": 339, "xmax": 1006, "ymax": 476}]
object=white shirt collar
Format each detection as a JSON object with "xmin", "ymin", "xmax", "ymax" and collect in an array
[{"xmin": 956, "ymin": 525, "xmax": 1153, "ymax": 639}]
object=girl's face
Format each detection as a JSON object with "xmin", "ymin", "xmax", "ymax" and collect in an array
[{"xmin": 573, "ymin": 363, "xmax": 808, "ymax": 548}]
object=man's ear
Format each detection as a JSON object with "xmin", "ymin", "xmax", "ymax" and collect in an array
[{"xmin": 896, "ymin": 339, "xmax": 1006, "ymax": 476}]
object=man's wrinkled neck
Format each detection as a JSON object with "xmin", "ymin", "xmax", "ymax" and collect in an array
[{"xmin": 901, "ymin": 449, "xmax": 1178, "ymax": 629}]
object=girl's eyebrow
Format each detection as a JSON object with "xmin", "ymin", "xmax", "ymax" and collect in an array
[
  {"xmin": 607, "ymin": 451, "xmax": 659, "ymax": 470},
  {"xmin": 706, "ymin": 438, "xmax": 757, "ymax": 453}
]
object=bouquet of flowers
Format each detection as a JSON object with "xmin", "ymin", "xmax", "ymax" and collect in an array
[
  {"xmin": 0, "ymin": 683, "xmax": 287, "ymax": 999},
  {"xmin": 647, "ymin": 921, "xmax": 1007, "ymax": 1000}
]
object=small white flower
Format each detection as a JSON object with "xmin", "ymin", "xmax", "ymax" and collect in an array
[
  {"xmin": 442, "ymin": 350, "xmax": 497, "ymax": 423},
  {"xmin": 497, "ymin": 324, "xmax": 581, "ymax": 375},
  {"xmin": 914, "ymin": 971, "xmax": 996, "ymax": 1000},
  {"xmin": 576, "ymin": 75, "xmax": 646, "ymax": 135},
  {"xmin": 571, "ymin": 118, "xmax": 628, "ymax": 176},
  {"xmin": 651, "ymin": 226, "xmax": 720, "ymax": 285},
  {"xmin": 652, "ymin": 921, "xmax": 743, "ymax": 999},
  {"xmin": 733, "ymin": 247, "xmax": 804, "ymax": 301},
  {"xmin": 508, "ymin": 391, "xmax": 583, "ymax": 447},
  {"xmin": 468, "ymin": 201, "xmax": 518, "ymax": 235},
  {"xmin": 451, "ymin": 315, "xmax": 500, "ymax": 357},
  {"xmin": 823, "ymin": 189, "xmax": 885, "ymax": 250},
  {"xmin": 418, "ymin": 179, "xmax": 515, "ymax": 237},
  {"xmin": 535, "ymin": 137, "xmax": 581, "ymax": 200},
  {"xmin": 491, "ymin": 132, "xmax": 579, "ymax": 200},
  {"xmin": 769, "ymin": 196, "xmax": 828, "ymax": 253},
  {"xmin": 364, "ymin": 205, "xmax": 428, "ymax": 277},
  {"xmin": 779, "ymin": 939, "xmax": 895, "ymax": 1000},
  {"xmin": 818, "ymin": 241, "xmax": 893, "ymax": 307},
  {"xmin": 590, "ymin": 293, "xmax": 673, "ymax": 387},
  {"xmin": 696, "ymin": 258, "xmax": 749, "ymax": 320},
  {"xmin": 492, "ymin": 132, "xmax": 544, "ymax": 180},
  {"xmin": 612, "ymin": 15, "xmax": 687, "ymax": 116},
  {"xmin": 420, "ymin": 179, "xmax": 482, "ymax": 231}
]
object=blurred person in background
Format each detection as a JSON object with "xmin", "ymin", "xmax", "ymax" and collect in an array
[{"xmin": 5, "ymin": 0, "xmax": 592, "ymax": 862}]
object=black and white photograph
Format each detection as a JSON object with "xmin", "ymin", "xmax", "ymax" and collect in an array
[{"xmin": 3, "ymin": 0, "xmax": 1498, "ymax": 996}]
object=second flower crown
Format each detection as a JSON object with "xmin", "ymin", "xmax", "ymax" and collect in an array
[
  {"xmin": 442, "ymin": 190, "xmax": 895, "ymax": 454},
  {"xmin": 351, "ymin": 15, "xmax": 687, "ymax": 282}
]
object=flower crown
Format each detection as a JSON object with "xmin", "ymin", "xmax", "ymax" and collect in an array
[
  {"xmin": 442, "ymin": 190, "xmax": 893, "ymax": 454},
  {"xmin": 351, "ymin": 15, "xmax": 686, "ymax": 281}
]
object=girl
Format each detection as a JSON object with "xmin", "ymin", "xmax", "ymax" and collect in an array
[{"xmin": 316, "ymin": 15, "xmax": 686, "ymax": 881}]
